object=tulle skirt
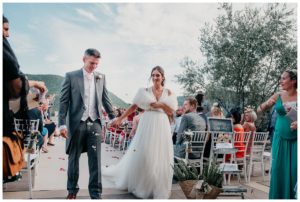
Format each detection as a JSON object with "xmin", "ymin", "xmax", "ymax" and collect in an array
[{"xmin": 102, "ymin": 111, "xmax": 174, "ymax": 199}]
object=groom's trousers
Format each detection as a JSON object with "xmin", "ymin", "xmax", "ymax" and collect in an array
[{"xmin": 67, "ymin": 118, "xmax": 102, "ymax": 199}]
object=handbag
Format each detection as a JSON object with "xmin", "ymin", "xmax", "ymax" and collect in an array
[{"xmin": 3, "ymin": 131, "xmax": 25, "ymax": 179}]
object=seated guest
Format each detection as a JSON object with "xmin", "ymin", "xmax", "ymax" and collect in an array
[
  {"xmin": 12, "ymin": 90, "xmax": 46, "ymax": 151},
  {"xmin": 242, "ymin": 106, "xmax": 257, "ymax": 155},
  {"xmin": 172, "ymin": 106, "xmax": 183, "ymax": 144},
  {"xmin": 128, "ymin": 108, "xmax": 145, "ymax": 145},
  {"xmin": 40, "ymin": 101, "xmax": 57, "ymax": 146},
  {"xmin": 127, "ymin": 111, "xmax": 136, "ymax": 122},
  {"xmin": 174, "ymin": 97, "xmax": 206, "ymax": 158},
  {"xmin": 209, "ymin": 102, "xmax": 224, "ymax": 118},
  {"xmin": 226, "ymin": 107, "xmax": 245, "ymax": 161},
  {"xmin": 115, "ymin": 108, "xmax": 123, "ymax": 118},
  {"xmin": 204, "ymin": 102, "xmax": 225, "ymax": 158}
]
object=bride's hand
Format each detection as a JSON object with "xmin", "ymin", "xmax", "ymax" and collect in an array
[{"xmin": 150, "ymin": 102, "xmax": 162, "ymax": 109}]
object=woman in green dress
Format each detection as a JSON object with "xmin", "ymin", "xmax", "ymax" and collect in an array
[{"xmin": 258, "ymin": 69, "xmax": 297, "ymax": 199}]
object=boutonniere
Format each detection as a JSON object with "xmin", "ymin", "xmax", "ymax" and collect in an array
[{"xmin": 95, "ymin": 75, "xmax": 102, "ymax": 82}]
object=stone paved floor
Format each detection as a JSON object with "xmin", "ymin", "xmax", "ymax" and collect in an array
[{"xmin": 2, "ymin": 136, "xmax": 270, "ymax": 199}]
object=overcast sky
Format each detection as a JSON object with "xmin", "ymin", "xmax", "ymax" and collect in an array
[{"xmin": 3, "ymin": 2, "xmax": 297, "ymax": 103}]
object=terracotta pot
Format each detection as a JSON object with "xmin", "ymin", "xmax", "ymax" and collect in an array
[
  {"xmin": 178, "ymin": 180, "xmax": 198, "ymax": 199},
  {"xmin": 203, "ymin": 185, "xmax": 222, "ymax": 199},
  {"xmin": 196, "ymin": 191, "xmax": 205, "ymax": 199}
]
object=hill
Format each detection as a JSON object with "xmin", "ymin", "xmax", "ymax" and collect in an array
[
  {"xmin": 26, "ymin": 74, "xmax": 183, "ymax": 111},
  {"xmin": 26, "ymin": 74, "xmax": 130, "ymax": 111}
]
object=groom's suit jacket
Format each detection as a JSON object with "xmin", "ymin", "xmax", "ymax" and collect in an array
[{"xmin": 59, "ymin": 69, "xmax": 115, "ymax": 154}]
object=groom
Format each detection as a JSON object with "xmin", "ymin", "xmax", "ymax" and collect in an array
[{"xmin": 59, "ymin": 48, "xmax": 115, "ymax": 199}]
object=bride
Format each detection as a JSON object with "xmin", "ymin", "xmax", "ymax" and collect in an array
[{"xmin": 102, "ymin": 66, "xmax": 177, "ymax": 199}]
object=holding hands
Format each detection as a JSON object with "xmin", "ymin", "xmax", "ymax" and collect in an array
[{"xmin": 110, "ymin": 118, "xmax": 122, "ymax": 129}]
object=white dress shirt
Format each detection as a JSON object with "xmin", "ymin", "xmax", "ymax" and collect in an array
[{"xmin": 81, "ymin": 68, "xmax": 98, "ymax": 121}]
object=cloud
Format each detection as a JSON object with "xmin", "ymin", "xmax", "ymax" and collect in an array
[
  {"xmin": 9, "ymin": 31, "xmax": 36, "ymax": 55},
  {"xmin": 96, "ymin": 4, "xmax": 115, "ymax": 17},
  {"xmin": 75, "ymin": 8, "xmax": 98, "ymax": 22},
  {"xmin": 44, "ymin": 54, "xmax": 60, "ymax": 63},
  {"xmin": 7, "ymin": 3, "xmax": 296, "ymax": 103}
]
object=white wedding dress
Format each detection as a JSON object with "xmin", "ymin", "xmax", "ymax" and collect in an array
[{"xmin": 102, "ymin": 87, "xmax": 177, "ymax": 199}]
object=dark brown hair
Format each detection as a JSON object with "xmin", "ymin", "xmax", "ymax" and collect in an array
[
  {"xmin": 84, "ymin": 48, "xmax": 101, "ymax": 58},
  {"xmin": 285, "ymin": 69, "xmax": 297, "ymax": 89}
]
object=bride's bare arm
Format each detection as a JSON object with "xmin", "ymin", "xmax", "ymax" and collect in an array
[
  {"xmin": 150, "ymin": 102, "xmax": 173, "ymax": 116},
  {"xmin": 111, "ymin": 104, "xmax": 138, "ymax": 128}
]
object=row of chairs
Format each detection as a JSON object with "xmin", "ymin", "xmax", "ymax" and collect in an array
[
  {"xmin": 104, "ymin": 122, "xmax": 133, "ymax": 151},
  {"xmin": 12, "ymin": 118, "xmax": 41, "ymax": 199},
  {"xmin": 178, "ymin": 131, "xmax": 269, "ymax": 184}
]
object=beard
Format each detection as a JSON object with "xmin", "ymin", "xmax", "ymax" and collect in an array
[{"xmin": 184, "ymin": 109, "xmax": 191, "ymax": 114}]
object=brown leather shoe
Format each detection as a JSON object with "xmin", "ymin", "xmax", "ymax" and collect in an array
[{"xmin": 66, "ymin": 193, "xmax": 76, "ymax": 199}]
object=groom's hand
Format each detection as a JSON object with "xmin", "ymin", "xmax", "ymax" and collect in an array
[{"xmin": 60, "ymin": 128, "xmax": 68, "ymax": 139}]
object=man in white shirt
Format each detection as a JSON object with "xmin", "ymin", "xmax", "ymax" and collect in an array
[{"xmin": 59, "ymin": 48, "xmax": 115, "ymax": 199}]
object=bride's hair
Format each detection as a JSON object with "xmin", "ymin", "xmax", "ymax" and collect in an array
[{"xmin": 149, "ymin": 66, "xmax": 165, "ymax": 86}]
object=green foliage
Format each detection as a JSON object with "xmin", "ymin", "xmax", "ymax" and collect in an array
[
  {"xmin": 177, "ymin": 96, "xmax": 185, "ymax": 106},
  {"xmin": 174, "ymin": 57, "xmax": 205, "ymax": 96},
  {"xmin": 175, "ymin": 3, "xmax": 297, "ymax": 130},
  {"xmin": 173, "ymin": 159, "xmax": 199, "ymax": 181},
  {"xmin": 202, "ymin": 163, "xmax": 223, "ymax": 188}
]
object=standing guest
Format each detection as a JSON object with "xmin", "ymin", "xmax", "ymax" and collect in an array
[
  {"xmin": 3, "ymin": 15, "xmax": 47, "ymax": 135},
  {"xmin": 195, "ymin": 90, "xmax": 210, "ymax": 115},
  {"xmin": 59, "ymin": 48, "xmax": 115, "ymax": 199},
  {"xmin": 197, "ymin": 106, "xmax": 208, "ymax": 130},
  {"xmin": 257, "ymin": 69, "xmax": 297, "ymax": 199},
  {"xmin": 128, "ymin": 108, "xmax": 145, "ymax": 145}
]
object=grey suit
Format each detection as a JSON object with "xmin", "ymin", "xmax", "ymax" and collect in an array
[
  {"xmin": 174, "ymin": 112, "xmax": 206, "ymax": 158},
  {"xmin": 59, "ymin": 69, "xmax": 115, "ymax": 198}
]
